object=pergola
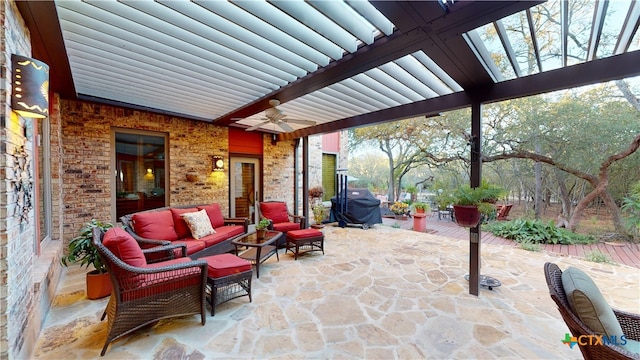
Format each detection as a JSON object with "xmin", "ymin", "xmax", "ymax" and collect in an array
[{"xmin": 17, "ymin": 0, "xmax": 640, "ymax": 295}]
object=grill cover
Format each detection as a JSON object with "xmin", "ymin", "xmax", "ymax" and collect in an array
[{"xmin": 330, "ymin": 188, "xmax": 382, "ymax": 226}]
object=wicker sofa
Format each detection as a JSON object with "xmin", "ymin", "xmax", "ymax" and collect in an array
[{"xmin": 120, "ymin": 203, "xmax": 248, "ymax": 259}]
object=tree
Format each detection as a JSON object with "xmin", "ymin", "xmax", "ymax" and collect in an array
[{"xmin": 350, "ymin": 117, "xmax": 438, "ymax": 201}]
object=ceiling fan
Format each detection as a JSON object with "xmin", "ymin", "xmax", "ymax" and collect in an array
[{"xmin": 243, "ymin": 99, "xmax": 316, "ymax": 132}]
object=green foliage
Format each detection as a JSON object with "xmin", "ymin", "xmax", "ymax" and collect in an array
[
  {"xmin": 256, "ymin": 219, "xmax": 271, "ymax": 230},
  {"xmin": 519, "ymin": 240, "xmax": 542, "ymax": 252},
  {"xmin": 451, "ymin": 181, "xmax": 505, "ymax": 216},
  {"xmin": 60, "ymin": 219, "xmax": 114, "ymax": 273},
  {"xmin": 413, "ymin": 202, "xmax": 430, "ymax": 211},
  {"xmin": 405, "ymin": 185, "xmax": 417, "ymax": 195},
  {"xmin": 434, "ymin": 192, "xmax": 455, "ymax": 210},
  {"xmin": 484, "ymin": 219, "xmax": 596, "ymax": 245},
  {"xmin": 621, "ymin": 180, "xmax": 640, "ymax": 240},
  {"xmin": 584, "ymin": 250, "xmax": 614, "ymax": 264}
]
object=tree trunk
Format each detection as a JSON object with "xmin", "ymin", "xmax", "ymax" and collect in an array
[
  {"xmin": 555, "ymin": 169, "xmax": 571, "ymax": 217},
  {"xmin": 534, "ymin": 142, "xmax": 542, "ymax": 220}
]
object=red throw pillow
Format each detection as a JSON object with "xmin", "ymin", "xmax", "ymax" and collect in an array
[
  {"xmin": 102, "ymin": 228, "xmax": 146, "ymax": 267},
  {"xmin": 132, "ymin": 210, "xmax": 178, "ymax": 241},
  {"xmin": 170, "ymin": 208, "xmax": 199, "ymax": 239},
  {"xmin": 198, "ymin": 203, "xmax": 225, "ymax": 228},
  {"xmin": 260, "ymin": 202, "xmax": 289, "ymax": 223}
]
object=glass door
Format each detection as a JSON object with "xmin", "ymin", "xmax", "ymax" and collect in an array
[{"xmin": 230, "ymin": 157, "xmax": 260, "ymax": 224}]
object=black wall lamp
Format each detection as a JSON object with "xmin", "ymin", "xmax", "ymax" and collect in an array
[
  {"xmin": 11, "ymin": 54, "xmax": 49, "ymax": 119},
  {"xmin": 212, "ymin": 156, "xmax": 224, "ymax": 172}
]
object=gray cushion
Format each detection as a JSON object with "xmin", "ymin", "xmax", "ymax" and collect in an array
[{"xmin": 562, "ymin": 267, "xmax": 624, "ymax": 338}]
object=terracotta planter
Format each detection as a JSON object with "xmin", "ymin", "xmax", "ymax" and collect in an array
[
  {"xmin": 453, "ymin": 205, "xmax": 481, "ymax": 228},
  {"xmin": 415, "ymin": 208, "xmax": 425, "ymax": 214},
  {"xmin": 86, "ymin": 270, "xmax": 112, "ymax": 300},
  {"xmin": 256, "ymin": 229, "xmax": 267, "ymax": 239}
]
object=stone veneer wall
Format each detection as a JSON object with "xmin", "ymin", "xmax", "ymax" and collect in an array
[{"xmin": 60, "ymin": 99, "xmax": 230, "ymax": 239}]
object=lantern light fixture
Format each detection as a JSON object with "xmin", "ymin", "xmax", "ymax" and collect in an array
[
  {"xmin": 11, "ymin": 54, "xmax": 49, "ymax": 119},
  {"xmin": 212, "ymin": 156, "xmax": 224, "ymax": 172}
]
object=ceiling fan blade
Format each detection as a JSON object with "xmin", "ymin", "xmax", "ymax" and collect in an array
[
  {"xmin": 277, "ymin": 121, "xmax": 294, "ymax": 132},
  {"xmin": 283, "ymin": 118, "xmax": 316, "ymax": 126},
  {"xmin": 245, "ymin": 120, "xmax": 272, "ymax": 131}
]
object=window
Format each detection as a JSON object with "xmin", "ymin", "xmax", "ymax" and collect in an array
[
  {"xmin": 112, "ymin": 130, "xmax": 167, "ymax": 221},
  {"xmin": 35, "ymin": 117, "xmax": 51, "ymax": 252}
]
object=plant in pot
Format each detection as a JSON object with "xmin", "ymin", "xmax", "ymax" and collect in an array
[
  {"xmin": 412, "ymin": 202, "xmax": 430, "ymax": 214},
  {"xmin": 390, "ymin": 201, "xmax": 409, "ymax": 219},
  {"xmin": 452, "ymin": 182, "xmax": 505, "ymax": 227},
  {"xmin": 60, "ymin": 219, "xmax": 114, "ymax": 300},
  {"xmin": 255, "ymin": 219, "xmax": 271, "ymax": 239},
  {"xmin": 312, "ymin": 203, "xmax": 326, "ymax": 228}
]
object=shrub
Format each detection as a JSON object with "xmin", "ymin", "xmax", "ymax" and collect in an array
[
  {"xmin": 621, "ymin": 181, "xmax": 640, "ymax": 241},
  {"xmin": 484, "ymin": 219, "xmax": 596, "ymax": 245}
]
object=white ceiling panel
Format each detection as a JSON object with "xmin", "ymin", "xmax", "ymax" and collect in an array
[{"xmin": 50, "ymin": 0, "xmax": 637, "ymax": 134}]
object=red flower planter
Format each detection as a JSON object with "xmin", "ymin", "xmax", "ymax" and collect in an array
[{"xmin": 453, "ymin": 205, "xmax": 481, "ymax": 228}]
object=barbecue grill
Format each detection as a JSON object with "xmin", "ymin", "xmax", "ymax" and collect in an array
[{"xmin": 330, "ymin": 187, "xmax": 382, "ymax": 229}]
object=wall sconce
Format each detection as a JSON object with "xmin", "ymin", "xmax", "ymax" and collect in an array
[
  {"xmin": 11, "ymin": 54, "xmax": 49, "ymax": 119},
  {"xmin": 212, "ymin": 156, "xmax": 224, "ymax": 172}
]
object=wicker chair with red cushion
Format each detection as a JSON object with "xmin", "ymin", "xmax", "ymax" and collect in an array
[
  {"xmin": 93, "ymin": 227, "xmax": 208, "ymax": 356},
  {"xmin": 258, "ymin": 201, "xmax": 305, "ymax": 245}
]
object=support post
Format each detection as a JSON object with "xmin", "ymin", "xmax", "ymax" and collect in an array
[
  {"xmin": 301, "ymin": 137, "xmax": 309, "ymax": 227},
  {"xmin": 469, "ymin": 101, "xmax": 482, "ymax": 296}
]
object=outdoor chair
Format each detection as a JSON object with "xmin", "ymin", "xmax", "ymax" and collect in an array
[
  {"xmin": 93, "ymin": 227, "xmax": 208, "ymax": 356},
  {"xmin": 496, "ymin": 204, "xmax": 513, "ymax": 221},
  {"xmin": 543, "ymin": 262, "xmax": 640, "ymax": 359},
  {"xmin": 258, "ymin": 201, "xmax": 305, "ymax": 245}
]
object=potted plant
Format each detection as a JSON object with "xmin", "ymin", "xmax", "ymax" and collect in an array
[
  {"xmin": 308, "ymin": 186, "xmax": 324, "ymax": 200},
  {"xmin": 60, "ymin": 219, "xmax": 113, "ymax": 300},
  {"xmin": 255, "ymin": 219, "xmax": 271, "ymax": 239},
  {"xmin": 390, "ymin": 201, "xmax": 409, "ymax": 219},
  {"xmin": 312, "ymin": 203, "xmax": 326, "ymax": 228},
  {"xmin": 412, "ymin": 202, "xmax": 430, "ymax": 214},
  {"xmin": 452, "ymin": 182, "xmax": 505, "ymax": 227}
]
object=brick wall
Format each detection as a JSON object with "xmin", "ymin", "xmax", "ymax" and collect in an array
[
  {"xmin": 60, "ymin": 99, "xmax": 230, "ymax": 239},
  {"xmin": 1, "ymin": 1, "xmax": 36, "ymax": 358},
  {"xmin": 262, "ymin": 134, "xmax": 297, "ymax": 209}
]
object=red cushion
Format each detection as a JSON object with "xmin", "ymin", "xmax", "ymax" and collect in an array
[
  {"xmin": 198, "ymin": 204, "xmax": 225, "ymax": 228},
  {"xmin": 287, "ymin": 228, "xmax": 323, "ymax": 239},
  {"xmin": 273, "ymin": 222, "xmax": 301, "ymax": 232},
  {"xmin": 260, "ymin": 202, "xmax": 289, "ymax": 223},
  {"xmin": 199, "ymin": 225, "xmax": 244, "ymax": 247},
  {"xmin": 170, "ymin": 208, "xmax": 199, "ymax": 239},
  {"xmin": 171, "ymin": 240, "xmax": 207, "ymax": 256},
  {"xmin": 132, "ymin": 210, "xmax": 178, "ymax": 241},
  {"xmin": 202, "ymin": 254, "xmax": 252, "ymax": 278},
  {"xmin": 102, "ymin": 228, "xmax": 146, "ymax": 267}
]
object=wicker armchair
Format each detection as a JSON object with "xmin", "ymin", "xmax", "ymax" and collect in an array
[
  {"xmin": 544, "ymin": 262, "xmax": 640, "ymax": 359},
  {"xmin": 93, "ymin": 227, "xmax": 208, "ymax": 356}
]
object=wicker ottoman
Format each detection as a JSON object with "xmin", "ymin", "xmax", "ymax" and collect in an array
[
  {"xmin": 201, "ymin": 254, "xmax": 252, "ymax": 316},
  {"xmin": 285, "ymin": 228, "xmax": 325, "ymax": 260}
]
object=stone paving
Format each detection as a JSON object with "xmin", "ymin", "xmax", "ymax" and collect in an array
[{"xmin": 33, "ymin": 224, "xmax": 639, "ymax": 359}]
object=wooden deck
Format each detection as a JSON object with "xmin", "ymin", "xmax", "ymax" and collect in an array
[{"xmin": 382, "ymin": 215, "xmax": 640, "ymax": 268}]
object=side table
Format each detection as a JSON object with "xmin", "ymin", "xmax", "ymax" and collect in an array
[{"xmin": 232, "ymin": 230, "xmax": 282, "ymax": 278}]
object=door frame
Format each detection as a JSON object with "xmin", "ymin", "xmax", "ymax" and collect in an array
[{"xmin": 229, "ymin": 156, "xmax": 261, "ymax": 224}]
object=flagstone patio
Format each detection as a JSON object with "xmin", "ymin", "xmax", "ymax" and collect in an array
[{"xmin": 32, "ymin": 224, "xmax": 639, "ymax": 359}]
